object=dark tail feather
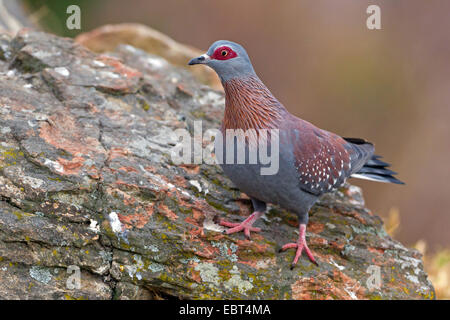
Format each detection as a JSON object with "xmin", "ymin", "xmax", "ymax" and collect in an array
[{"xmin": 351, "ymin": 155, "xmax": 404, "ymax": 185}]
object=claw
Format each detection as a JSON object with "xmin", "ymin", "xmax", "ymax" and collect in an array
[
  {"xmin": 220, "ymin": 211, "xmax": 263, "ymax": 239},
  {"xmin": 280, "ymin": 224, "xmax": 318, "ymax": 267}
]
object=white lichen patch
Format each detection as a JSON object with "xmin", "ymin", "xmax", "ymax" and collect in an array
[
  {"xmin": 347, "ymin": 185, "xmax": 365, "ymax": 206},
  {"xmin": 99, "ymin": 250, "xmax": 113, "ymax": 264},
  {"xmin": 194, "ymin": 263, "xmax": 220, "ymax": 286},
  {"xmin": 27, "ymin": 120, "xmax": 38, "ymax": 127},
  {"xmin": 139, "ymin": 164, "xmax": 176, "ymax": 191},
  {"xmin": 92, "ymin": 60, "xmax": 106, "ymax": 67},
  {"xmin": 54, "ymin": 67, "xmax": 70, "ymax": 77},
  {"xmin": 224, "ymin": 266, "xmax": 253, "ymax": 294},
  {"xmin": 397, "ymin": 255, "xmax": 423, "ymax": 279},
  {"xmin": 100, "ymin": 71, "xmax": 120, "ymax": 79},
  {"xmin": 406, "ymin": 274, "xmax": 419, "ymax": 284},
  {"xmin": 329, "ymin": 258, "xmax": 345, "ymax": 271},
  {"xmin": 144, "ymin": 244, "xmax": 159, "ymax": 253},
  {"xmin": 344, "ymin": 286, "xmax": 358, "ymax": 300},
  {"xmin": 255, "ymin": 258, "xmax": 275, "ymax": 269},
  {"xmin": 44, "ymin": 158, "xmax": 64, "ymax": 173},
  {"xmin": 399, "ymin": 255, "xmax": 421, "ymax": 270},
  {"xmin": 88, "ymin": 219, "xmax": 100, "ymax": 233},
  {"xmin": 130, "ymin": 136, "xmax": 170, "ymax": 158},
  {"xmin": 125, "ymin": 254, "xmax": 145, "ymax": 280},
  {"xmin": 148, "ymin": 262, "xmax": 165, "ymax": 273},
  {"xmin": 21, "ymin": 175, "xmax": 45, "ymax": 189},
  {"xmin": 203, "ymin": 216, "xmax": 225, "ymax": 233},
  {"xmin": 212, "ymin": 241, "xmax": 238, "ymax": 262},
  {"xmin": 189, "ymin": 180, "xmax": 202, "ymax": 193},
  {"xmin": 180, "ymin": 257, "xmax": 200, "ymax": 264},
  {"xmin": 197, "ymin": 91, "xmax": 225, "ymax": 107},
  {"xmin": 29, "ymin": 266, "xmax": 52, "ymax": 284},
  {"xmin": 1, "ymin": 127, "xmax": 11, "ymax": 134},
  {"xmin": 108, "ymin": 212, "xmax": 123, "ymax": 233},
  {"xmin": 146, "ymin": 56, "xmax": 168, "ymax": 69}
]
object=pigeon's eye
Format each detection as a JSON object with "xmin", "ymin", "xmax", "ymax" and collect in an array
[{"xmin": 212, "ymin": 46, "xmax": 236, "ymax": 60}]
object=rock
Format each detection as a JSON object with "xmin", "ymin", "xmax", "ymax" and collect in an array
[
  {"xmin": 75, "ymin": 23, "xmax": 222, "ymax": 90},
  {"xmin": 0, "ymin": 28, "xmax": 435, "ymax": 300}
]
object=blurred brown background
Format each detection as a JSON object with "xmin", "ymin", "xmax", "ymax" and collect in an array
[{"xmin": 22, "ymin": 0, "xmax": 450, "ymax": 252}]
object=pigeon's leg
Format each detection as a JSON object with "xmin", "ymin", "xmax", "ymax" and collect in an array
[
  {"xmin": 280, "ymin": 224, "xmax": 318, "ymax": 268},
  {"xmin": 220, "ymin": 198, "xmax": 266, "ymax": 239}
]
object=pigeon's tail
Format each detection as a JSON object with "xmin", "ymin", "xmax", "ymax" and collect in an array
[{"xmin": 351, "ymin": 155, "xmax": 405, "ymax": 185}]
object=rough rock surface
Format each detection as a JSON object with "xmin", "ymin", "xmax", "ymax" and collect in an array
[
  {"xmin": 0, "ymin": 29, "xmax": 435, "ymax": 300},
  {"xmin": 75, "ymin": 23, "xmax": 222, "ymax": 90}
]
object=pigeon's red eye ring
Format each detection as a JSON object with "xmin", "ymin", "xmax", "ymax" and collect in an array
[{"xmin": 212, "ymin": 46, "xmax": 237, "ymax": 60}]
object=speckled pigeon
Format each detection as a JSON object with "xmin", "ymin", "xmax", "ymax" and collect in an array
[{"xmin": 188, "ymin": 40, "xmax": 403, "ymax": 267}]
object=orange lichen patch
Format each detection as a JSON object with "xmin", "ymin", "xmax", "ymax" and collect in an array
[
  {"xmin": 158, "ymin": 203, "xmax": 178, "ymax": 221},
  {"xmin": 188, "ymin": 226, "xmax": 204, "ymax": 239},
  {"xmin": 329, "ymin": 240, "xmax": 346, "ymax": 251},
  {"xmin": 239, "ymin": 257, "xmax": 277, "ymax": 270},
  {"xmin": 291, "ymin": 270, "xmax": 366, "ymax": 300},
  {"xmin": 117, "ymin": 206, "xmax": 153, "ymax": 229},
  {"xmin": 194, "ymin": 243, "xmax": 219, "ymax": 259},
  {"xmin": 308, "ymin": 221, "xmax": 325, "ymax": 234},
  {"xmin": 87, "ymin": 166, "xmax": 101, "ymax": 179},
  {"xmin": 173, "ymin": 175, "xmax": 187, "ymax": 188},
  {"xmin": 191, "ymin": 199, "xmax": 219, "ymax": 217},
  {"xmin": 85, "ymin": 102, "xmax": 100, "ymax": 114},
  {"xmin": 114, "ymin": 179, "xmax": 140, "ymax": 189},
  {"xmin": 368, "ymin": 247, "xmax": 385, "ymax": 255},
  {"xmin": 97, "ymin": 54, "xmax": 142, "ymax": 79},
  {"xmin": 176, "ymin": 84, "xmax": 193, "ymax": 97},
  {"xmin": 192, "ymin": 208, "xmax": 204, "ymax": 221},
  {"xmin": 122, "ymin": 195, "xmax": 136, "ymax": 206},
  {"xmin": 57, "ymin": 156, "xmax": 85, "ymax": 175},
  {"xmin": 118, "ymin": 166, "xmax": 139, "ymax": 173},
  {"xmin": 185, "ymin": 216, "xmax": 201, "ymax": 228},
  {"xmin": 0, "ymin": 97, "xmax": 36, "ymax": 113},
  {"xmin": 235, "ymin": 239, "xmax": 270, "ymax": 253},
  {"xmin": 179, "ymin": 164, "xmax": 200, "ymax": 175},
  {"xmin": 143, "ymin": 166, "xmax": 157, "ymax": 173},
  {"xmin": 309, "ymin": 237, "xmax": 328, "ymax": 247},
  {"xmin": 109, "ymin": 147, "xmax": 129, "ymax": 160},
  {"xmin": 333, "ymin": 208, "xmax": 367, "ymax": 225},
  {"xmin": 106, "ymin": 186, "xmax": 137, "ymax": 206},
  {"xmin": 191, "ymin": 268, "xmax": 202, "ymax": 283},
  {"xmin": 39, "ymin": 113, "xmax": 104, "ymax": 157}
]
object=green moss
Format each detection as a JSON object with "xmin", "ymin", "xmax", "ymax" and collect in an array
[
  {"xmin": 64, "ymin": 294, "xmax": 87, "ymax": 300},
  {"xmin": 11, "ymin": 210, "xmax": 33, "ymax": 221}
]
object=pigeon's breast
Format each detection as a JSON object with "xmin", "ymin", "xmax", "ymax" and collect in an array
[{"xmin": 216, "ymin": 129, "xmax": 317, "ymax": 215}]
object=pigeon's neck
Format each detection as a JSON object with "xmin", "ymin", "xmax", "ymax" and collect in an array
[{"xmin": 222, "ymin": 75, "xmax": 287, "ymax": 131}]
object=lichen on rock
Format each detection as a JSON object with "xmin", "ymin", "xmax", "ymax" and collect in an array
[{"xmin": 0, "ymin": 29, "xmax": 435, "ymax": 300}]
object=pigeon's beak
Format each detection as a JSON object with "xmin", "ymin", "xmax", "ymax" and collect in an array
[{"xmin": 188, "ymin": 54, "xmax": 210, "ymax": 65}]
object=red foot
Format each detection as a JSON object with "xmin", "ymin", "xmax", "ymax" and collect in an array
[
  {"xmin": 220, "ymin": 211, "xmax": 263, "ymax": 239},
  {"xmin": 280, "ymin": 224, "xmax": 318, "ymax": 268}
]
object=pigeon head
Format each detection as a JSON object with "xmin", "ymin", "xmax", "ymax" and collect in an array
[{"xmin": 188, "ymin": 40, "xmax": 256, "ymax": 82}]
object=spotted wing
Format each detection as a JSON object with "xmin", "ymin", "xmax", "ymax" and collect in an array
[{"xmin": 290, "ymin": 121, "xmax": 373, "ymax": 195}]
